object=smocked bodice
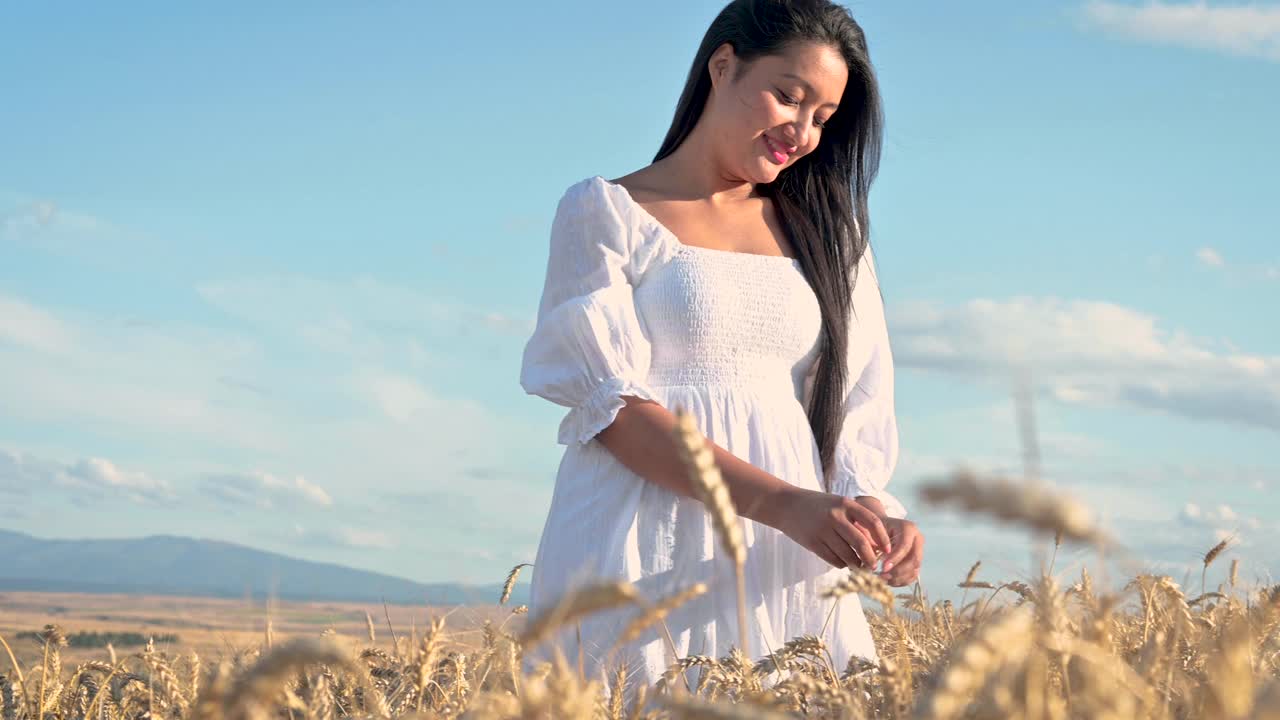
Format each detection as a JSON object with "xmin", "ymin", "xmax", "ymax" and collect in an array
[{"xmin": 635, "ymin": 246, "xmax": 823, "ymax": 401}]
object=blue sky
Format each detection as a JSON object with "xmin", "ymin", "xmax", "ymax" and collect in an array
[{"xmin": 2, "ymin": 1, "xmax": 1277, "ymax": 597}]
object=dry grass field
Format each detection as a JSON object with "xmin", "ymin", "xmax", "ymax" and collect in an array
[
  {"xmin": 3, "ymin": 408, "xmax": 1277, "ymax": 718},
  {"xmin": 0, "ymin": 591, "xmax": 512, "ymax": 671}
]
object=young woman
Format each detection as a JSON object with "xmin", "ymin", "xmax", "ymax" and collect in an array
[{"xmin": 518, "ymin": 0, "xmax": 924, "ymax": 689}]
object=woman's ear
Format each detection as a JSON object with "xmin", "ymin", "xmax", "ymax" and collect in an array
[{"xmin": 707, "ymin": 42, "xmax": 735, "ymax": 90}]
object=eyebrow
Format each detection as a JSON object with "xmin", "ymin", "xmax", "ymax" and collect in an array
[{"xmin": 781, "ymin": 72, "xmax": 839, "ymax": 110}]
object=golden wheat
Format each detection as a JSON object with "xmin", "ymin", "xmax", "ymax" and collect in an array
[
  {"xmin": 671, "ymin": 406, "xmax": 750, "ymax": 659},
  {"xmin": 918, "ymin": 467, "xmax": 1106, "ymax": 545},
  {"xmin": 8, "ymin": 456, "xmax": 1280, "ymax": 720},
  {"xmin": 517, "ymin": 580, "xmax": 642, "ymax": 650}
]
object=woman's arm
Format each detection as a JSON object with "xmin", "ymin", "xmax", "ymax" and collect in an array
[
  {"xmin": 596, "ymin": 397, "xmax": 791, "ymax": 524},
  {"xmin": 597, "ymin": 396, "xmax": 892, "ymax": 569}
]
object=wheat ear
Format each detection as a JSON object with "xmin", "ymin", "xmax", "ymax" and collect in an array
[
  {"xmin": 672, "ymin": 406, "xmax": 750, "ymax": 660},
  {"xmin": 518, "ymin": 580, "xmax": 642, "ymax": 650},
  {"xmin": 918, "ymin": 468, "xmax": 1106, "ymax": 545},
  {"xmin": 500, "ymin": 563, "xmax": 533, "ymax": 605}
]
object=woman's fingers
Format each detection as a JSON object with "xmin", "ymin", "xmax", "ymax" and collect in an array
[
  {"xmin": 823, "ymin": 531, "xmax": 862, "ymax": 569},
  {"xmin": 834, "ymin": 515, "xmax": 875, "ymax": 566},
  {"xmin": 880, "ymin": 521, "xmax": 920, "ymax": 571},
  {"xmin": 852, "ymin": 522, "xmax": 881, "ymax": 567},
  {"xmin": 883, "ymin": 536, "xmax": 923, "ymax": 585},
  {"xmin": 845, "ymin": 499, "xmax": 892, "ymax": 554},
  {"xmin": 810, "ymin": 539, "xmax": 844, "ymax": 568},
  {"xmin": 885, "ymin": 558, "xmax": 920, "ymax": 586},
  {"xmin": 833, "ymin": 517, "xmax": 877, "ymax": 568}
]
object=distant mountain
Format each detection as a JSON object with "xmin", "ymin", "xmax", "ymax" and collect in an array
[{"xmin": 0, "ymin": 528, "xmax": 527, "ymax": 606}]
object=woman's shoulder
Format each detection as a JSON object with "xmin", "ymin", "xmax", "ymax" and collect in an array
[
  {"xmin": 549, "ymin": 175, "xmax": 635, "ymax": 239},
  {"xmin": 551, "ymin": 173, "xmax": 679, "ymax": 273},
  {"xmin": 555, "ymin": 174, "xmax": 621, "ymax": 213}
]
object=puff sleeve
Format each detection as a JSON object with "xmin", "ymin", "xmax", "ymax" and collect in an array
[
  {"xmin": 519, "ymin": 178, "xmax": 662, "ymax": 447},
  {"xmin": 829, "ymin": 244, "xmax": 907, "ymax": 518}
]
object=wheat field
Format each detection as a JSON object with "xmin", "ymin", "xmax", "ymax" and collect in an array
[{"xmin": 3, "ymin": 408, "xmax": 1277, "ymax": 719}]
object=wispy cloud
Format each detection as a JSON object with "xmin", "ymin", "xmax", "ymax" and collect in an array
[
  {"xmin": 2, "ymin": 448, "xmax": 175, "ymax": 505},
  {"xmin": 0, "ymin": 197, "xmax": 107, "ymax": 240},
  {"xmin": 1181, "ymin": 500, "xmax": 1263, "ymax": 530},
  {"xmin": 199, "ymin": 470, "xmax": 333, "ymax": 510},
  {"xmin": 0, "ymin": 195, "xmax": 168, "ymax": 270},
  {"xmin": 891, "ymin": 297, "xmax": 1280, "ymax": 431},
  {"xmin": 1080, "ymin": 1, "xmax": 1280, "ymax": 62},
  {"xmin": 196, "ymin": 274, "xmax": 535, "ymax": 353},
  {"xmin": 0, "ymin": 294, "xmax": 75, "ymax": 354},
  {"xmin": 0, "ymin": 282, "xmax": 545, "ymax": 582},
  {"xmin": 1192, "ymin": 246, "xmax": 1279, "ymax": 281},
  {"xmin": 1196, "ymin": 246, "xmax": 1225, "ymax": 267},
  {"xmin": 56, "ymin": 457, "xmax": 177, "ymax": 504},
  {"xmin": 0, "ymin": 293, "xmax": 283, "ymax": 454},
  {"xmin": 292, "ymin": 523, "xmax": 396, "ymax": 550}
]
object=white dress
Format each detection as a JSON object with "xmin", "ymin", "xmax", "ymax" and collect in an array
[{"xmin": 518, "ymin": 174, "xmax": 906, "ymax": 688}]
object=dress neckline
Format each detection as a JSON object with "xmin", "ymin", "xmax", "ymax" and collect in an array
[{"xmin": 594, "ymin": 175, "xmax": 803, "ymax": 266}]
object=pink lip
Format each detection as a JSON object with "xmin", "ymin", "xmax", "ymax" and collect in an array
[{"xmin": 764, "ymin": 135, "xmax": 793, "ymax": 162}]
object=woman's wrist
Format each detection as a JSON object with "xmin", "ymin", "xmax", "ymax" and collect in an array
[
  {"xmin": 740, "ymin": 481, "xmax": 802, "ymax": 530},
  {"xmin": 853, "ymin": 494, "xmax": 889, "ymax": 520}
]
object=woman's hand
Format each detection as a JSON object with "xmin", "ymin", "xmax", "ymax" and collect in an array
[
  {"xmin": 765, "ymin": 488, "xmax": 893, "ymax": 570},
  {"xmin": 854, "ymin": 497, "xmax": 924, "ymax": 586}
]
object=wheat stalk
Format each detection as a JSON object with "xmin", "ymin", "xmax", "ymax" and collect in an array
[
  {"xmin": 822, "ymin": 566, "xmax": 895, "ymax": 610},
  {"xmin": 220, "ymin": 638, "xmax": 360, "ymax": 720},
  {"xmin": 918, "ymin": 468, "xmax": 1106, "ymax": 545},
  {"xmin": 671, "ymin": 406, "xmax": 750, "ymax": 660},
  {"xmin": 661, "ymin": 692, "xmax": 795, "ymax": 718},
  {"xmin": 1203, "ymin": 536, "xmax": 1234, "ymax": 594},
  {"xmin": 913, "ymin": 607, "xmax": 1035, "ymax": 720},
  {"xmin": 500, "ymin": 563, "xmax": 533, "ymax": 605},
  {"xmin": 611, "ymin": 582, "xmax": 709, "ymax": 651},
  {"xmin": 518, "ymin": 580, "xmax": 642, "ymax": 650}
]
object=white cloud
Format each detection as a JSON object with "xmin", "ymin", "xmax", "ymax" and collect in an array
[
  {"xmin": 196, "ymin": 273, "xmax": 533, "ymax": 355},
  {"xmin": 1196, "ymin": 246, "xmax": 1225, "ymax": 267},
  {"xmin": 1081, "ymin": 1, "xmax": 1280, "ymax": 62},
  {"xmin": 0, "ymin": 449, "xmax": 48, "ymax": 496},
  {"xmin": 0, "ymin": 292, "xmax": 286, "ymax": 454},
  {"xmin": 200, "ymin": 470, "xmax": 333, "ymax": 510},
  {"xmin": 0, "ymin": 195, "xmax": 168, "ymax": 273},
  {"xmin": 1187, "ymin": 247, "xmax": 1278, "ymax": 281},
  {"xmin": 293, "ymin": 523, "xmax": 396, "ymax": 550},
  {"xmin": 0, "ymin": 198, "xmax": 58, "ymax": 234},
  {"xmin": 3, "ymin": 448, "xmax": 174, "ymax": 505},
  {"xmin": 0, "ymin": 197, "xmax": 108, "ymax": 241},
  {"xmin": 0, "ymin": 294, "xmax": 75, "ymax": 354},
  {"xmin": 57, "ymin": 457, "xmax": 174, "ymax": 503},
  {"xmin": 891, "ymin": 296, "xmax": 1280, "ymax": 431},
  {"xmin": 1180, "ymin": 499, "xmax": 1262, "ymax": 538},
  {"xmin": 0, "ymin": 289, "xmax": 538, "ymax": 543},
  {"xmin": 355, "ymin": 369, "xmax": 435, "ymax": 422}
]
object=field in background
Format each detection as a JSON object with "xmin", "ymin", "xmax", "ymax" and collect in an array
[
  {"xmin": 3, "ymin": 405, "xmax": 1276, "ymax": 717},
  {"xmin": 0, "ymin": 589, "xmax": 513, "ymax": 669}
]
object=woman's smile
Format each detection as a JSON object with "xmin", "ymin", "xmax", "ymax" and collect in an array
[{"xmin": 763, "ymin": 134, "xmax": 791, "ymax": 163}]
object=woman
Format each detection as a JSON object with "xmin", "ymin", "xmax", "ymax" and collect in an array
[{"xmin": 518, "ymin": 0, "xmax": 924, "ymax": 689}]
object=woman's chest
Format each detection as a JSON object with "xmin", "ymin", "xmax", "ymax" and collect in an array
[{"xmin": 633, "ymin": 250, "xmax": 826, "ymax": 375}]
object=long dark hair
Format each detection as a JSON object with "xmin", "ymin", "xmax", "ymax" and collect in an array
[{"xmin": 652, "ymin": 0, "xmax": 884, "ymax": 492}]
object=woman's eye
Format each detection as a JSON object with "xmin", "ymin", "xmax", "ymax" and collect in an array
[{"xmin": 777, "ymin": 89, "xmax": 824, "ymax": 128}]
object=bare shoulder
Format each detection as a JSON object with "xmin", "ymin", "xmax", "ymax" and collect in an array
[{"xmin": 606, "ymin": 166, "xmax": 673, "ymax": 204}]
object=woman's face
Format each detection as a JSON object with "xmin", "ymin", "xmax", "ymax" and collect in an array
[{"xmin": 706, "ymin": 40, "xmax": 848, "ymax": 183}]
